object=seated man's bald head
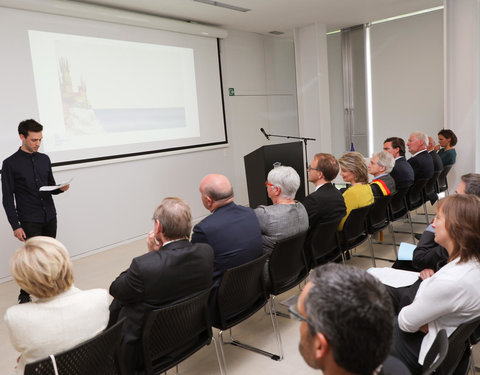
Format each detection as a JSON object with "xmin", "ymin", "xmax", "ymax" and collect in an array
[{"xmin": 199, "ymin": 174, "xmax": 234, "ymax": 211}]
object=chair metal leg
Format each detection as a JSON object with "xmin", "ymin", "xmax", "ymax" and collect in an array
[
  {"xmin": 217, "ymin": 331, "xmax": 229, "ymax": 374},
  {"xmin": 367, "ymin": 235, "xmax": 376, "ymax": 267},
  {"xmin": 266, "ymin": 294, "xmax": 290, "ymax": 319},
  {"xmin": 210, "ymin": 337, "xmax": 226, "ymax": 375},
  {"xmin": 389, "ymin": 223, "xmax": 398, "ymax": 259},
  {"xmin": 406, "ymin": 211, "xmax": 416, "ymax": 244},
  {"xmin": 217, "ymin": 304, "xmax": 283, "ymax": 366},
  {"xmin": 267, "ymin": 297, "xmax": 285, "ymax": 360}
]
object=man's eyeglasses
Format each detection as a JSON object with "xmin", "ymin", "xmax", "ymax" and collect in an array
[
  {"xmin": 288, "ymin": 304, "xmax": 315, "ymax": 327},
  {"xmin": 307, "ymin": 165, "xmax": 320, "ymax": 172}
]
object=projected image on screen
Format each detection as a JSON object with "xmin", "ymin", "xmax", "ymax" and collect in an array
[{"xmin": 28, "ymin": 30, "xmax": 200, "ymax": 154}]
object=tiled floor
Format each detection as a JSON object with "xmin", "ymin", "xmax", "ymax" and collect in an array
[{"xmin": 0, "ymin": 210, "xmax": 478, "ymax": 374}]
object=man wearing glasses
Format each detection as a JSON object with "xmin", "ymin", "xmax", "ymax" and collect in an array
[{"xmin": 290, "ymin": 264, "xmax": 407, "ymax": 374}]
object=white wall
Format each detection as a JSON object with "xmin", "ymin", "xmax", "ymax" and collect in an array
[
  {"xmin": 0, "ymin": 25, "xmax": 298, "ymax": 281},
  {"xmin": 370, "ymin": 10, "xmax": 444, "ymax": 153}
]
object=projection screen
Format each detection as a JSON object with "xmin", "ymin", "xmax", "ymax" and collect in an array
[{"xmin": 0, "ymin": 4, "xmax": 227, "ymax": 166}]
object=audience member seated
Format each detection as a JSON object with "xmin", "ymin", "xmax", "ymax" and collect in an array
[
  {"xmin": 4, "ymin": 237, "xmax": 109, "ymax": 374},
  {"xmin": 391, "ymin": 194, "xmax": 480, "ymax": 374},
  {"xmin": 427, "ymin": 136, "xmax": 443, "ymax": 174},
  {"xmin": 301, "ymin": 153, "xmax": 346, "ymax": 229},
  {"xmin": 406, "ymin": 131, "xmax": 434, "ymax": 181},
  {"xmin": 191, "ymin": 174, "xmax": 262, "ymax": 283},
  {"xmin": 109, "ymin": 197, "xmax": 214, "ymax": 373},
  {"xmin": 338, "ymin": 152, "xmax": 374, "ymax": 230},
  {"xmin": 368, "ymin": 150, "xmax": 396, "ymax": 197},
  {"xmin": 254, "ymin": 166, "xmax": 308, "ymax": 253},
  {"xmin": 435, "ymin": 129, "xmax": 457, "ymax": 165},
  {"xmin": 388, "ymin": 173, "xmax": 480, "ymax": 313},
  {"xmin": 384, "ymin": 137, "xmax": 414, "ymax": 189},
  {"xmin": 292, "ymin": 263, "xmax": 399, "ymax": 375}
]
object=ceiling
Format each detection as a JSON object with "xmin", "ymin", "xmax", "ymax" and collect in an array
[{"xmin": 69, "ymin": 0, "xmax": 443, "ymax": 36}]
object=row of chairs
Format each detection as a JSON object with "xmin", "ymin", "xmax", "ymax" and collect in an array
[
  {"xmin": 24, "ymin": 231, "xmax": 311, "ymax": 375},
  {"xmin": 310, "ymin": 163, "xmax": 454, "ymax": 268}
]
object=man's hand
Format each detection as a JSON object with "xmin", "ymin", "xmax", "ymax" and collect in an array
[
  {"xmin": 420, "ymin": 268, "xmax": 435, "ymax": 280},
  {"xmin": 13, "ymin": 228, "xmax": 26, "ymax": 242},
  {"xmin": 60, "ymin": 184, "xmax": 70, "ymax": 192},
  {"xmin": 419, "ymin": 324, "xmax": 429, "ymax": 334},
  {"xmin": 147, "ymin": 230, "xmax": 161, "ymax": 252}
]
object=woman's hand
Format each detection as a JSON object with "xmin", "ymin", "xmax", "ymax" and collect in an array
[{"xmin": 419, "ymin": 324, "xmax": 429, "ymax": 334}]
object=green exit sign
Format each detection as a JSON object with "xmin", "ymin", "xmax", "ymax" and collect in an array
[{"xmin": 228, "ymin": 88, "xmax": 235, "ymax": 96}]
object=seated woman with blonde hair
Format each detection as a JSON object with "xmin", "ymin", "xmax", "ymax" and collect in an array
[
  {"xmin": 337, "ymin": 151, "xmax": 374, "ymax": 230},
  {"xmin": 4, "ymin": 236, "xmax": 109, "ymax": 374},
  {"xmin": 392, "ymin": 194, "xmax": 480, "ymax": 374},
  {"xmin": 254, "ymin": 166, "xmax": 308, "ymax": 252}
]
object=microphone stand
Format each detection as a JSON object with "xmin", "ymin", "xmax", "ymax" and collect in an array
[{"xmin": 262, "ymin": 130, "xmax": 316, "ymax": 195}]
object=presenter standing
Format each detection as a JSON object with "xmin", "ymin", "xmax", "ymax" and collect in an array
[{"xmin": 2, "ymin": 119, "xmax": 70, "ymax": 302}]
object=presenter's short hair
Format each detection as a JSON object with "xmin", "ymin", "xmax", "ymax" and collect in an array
[
  {"xmin": 314, "ymin": 153, "xmax": 340, "ymax": 181},
  {"xmin": 153, "ymin": 197, "xmax": 192, "ymax": 239},
  {"xmin": 10, "ymin": 236, "xmax": 73, "ymax": 299},
  {"xmin": 18, "ymin": 119, "xmax": 43, "ymax": 137},
  {"xmin": 267, "ymin": 166, "xmax": 300, "ymax": 199}
]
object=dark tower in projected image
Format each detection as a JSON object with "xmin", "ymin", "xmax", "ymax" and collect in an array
[{"xmin": 58, "ymin": 58, "xmax": 104, "ymax": 135}]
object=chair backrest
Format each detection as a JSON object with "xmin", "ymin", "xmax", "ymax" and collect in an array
[
  {"xmin": 309, "ymin": 217, "xmax": 342, "ymax": 266},
  {"xmin": 389, "ymin": 185, "xmax": 410, "ymax": 220},
  {"xmin": 406, "ymin": 178, "xmax": 429, "ymax": 210},
  {"xmin": 24, "ymin": 319, "xmax": 124, "ymax": 375},
  {"xmin": 423, "ymin": 329, "xmax": 448, "ymax": 375},
  {"xmin": 436, "ymin": 164, "xmax": 454, "ymax": 193},
  {"xmin": 435, "ymin": 316, "xmax": 480, "ymax": 375},
  {"xmin": 424, "ymin": 170, "xmax": 443, "ymax": 200},
  {"xmin": 340, "ymin": 204, "xmax": 372, "ymax": 247},
  {"xmin": 214, "ymin": 253, "xmax": 269, "ymax": 330},
  {"xmin": 367, "ymin": 195, "xmax": 392, "ymax": 234},
  {"xmin": 268, "ymin": 231, "xmax": 308, "ymax": 296},
  {"xmin": 141, "ymin": 287, "xmax": 213, "ymax": 375}
]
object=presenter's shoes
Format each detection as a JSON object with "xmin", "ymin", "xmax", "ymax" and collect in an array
[{"xmin": 18, "ymin": 290, "xmax": 32, "ymax": 304}]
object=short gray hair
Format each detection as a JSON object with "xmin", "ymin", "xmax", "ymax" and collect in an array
[
  {"xmin": 374, "ymin": 151, "xmax": 395, "ymax": 173},
  {"xmin": 153, "ymin": 197, "xmax": 192, "ymax": 240},
  {"xmin": 304, "ymin": 264, "xmax": 394, "ymax": 375},
  {"xmin": 267, "ymin": 166, "xmax": 300, "ymax": 199},
  {"xmin": 462, "ymin": 173, "xmax": 480, "ymax": 197},
  {"xmin": 411, "ymin": 131, "xmax": 428, "ymax": 146}
]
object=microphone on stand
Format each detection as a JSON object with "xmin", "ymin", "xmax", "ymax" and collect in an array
[{"xmin": 260, "ymin": 128, "xmax": 270, "ymax": 140}]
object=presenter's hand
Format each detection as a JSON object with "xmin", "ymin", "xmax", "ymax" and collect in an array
[
  {"xmin": 419, "ymin": 324, "xmax": 429, "ymax": 334},
  {"xmin": 60, "ymin": 184, "xmax": 70, "ymax": 192},
  {"xmin": 13, "ymin": 228, "xmax": 26, "ymax": 242},
  {"xmin": 147, "ymin": 230, "xmax": 161, "ymax": 252},
  {"xmin": 420, "ymin": 268, "xmax": 434, "ymax": 280}
]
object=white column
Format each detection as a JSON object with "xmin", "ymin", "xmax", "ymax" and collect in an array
[
  {"xmin": 444, "ymin": 0, "xmax": 480, "ymax": 190},
  {"xmin": 294, "ymin": 22, "xmax": 332, "ymax": 161}
]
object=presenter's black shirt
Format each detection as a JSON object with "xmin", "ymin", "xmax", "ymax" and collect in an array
[{"xmin": 1, "ymin": 148, "xmax": 62, "ymax": 230}]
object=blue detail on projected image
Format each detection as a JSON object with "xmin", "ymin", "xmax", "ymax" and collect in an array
[{"xmin": 94, "ymin": 108, "xmax": 186, "ymax": 132}]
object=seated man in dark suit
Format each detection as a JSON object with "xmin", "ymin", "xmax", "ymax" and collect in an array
[
  {"xmin": 383, "ymin": 137, "xmax": 414, "ymax": 189},
  {"xmin": 406, "ymin": 131, "xmax": 434, "ymax": 181},
  {"xmin": 109, "ymin": 197, "xmax": 214, "ymax": 374},
  {"xmin": 301, "ymin": 153, "xmax": 346, "ymax": 263},
  {"xmin": 368, "ymin": 150, "xmax": 396, "ymax": 197},
  {"xmin": 191, "ymin": 174, "xmax": 263, "ymax": 284}
]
